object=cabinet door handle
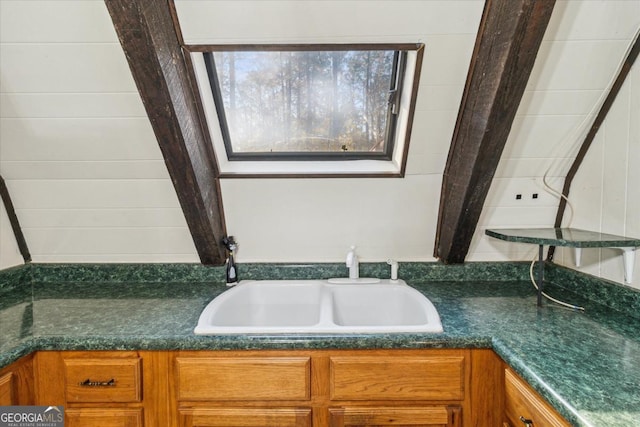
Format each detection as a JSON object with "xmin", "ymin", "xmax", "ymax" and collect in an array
[
  {"xmin": 519, "ymin": 416, "xmax": 534, "ymax": 427},
  {"xmin": 78, "ymin": 378, "xmax": 116, "ymax": 387}
]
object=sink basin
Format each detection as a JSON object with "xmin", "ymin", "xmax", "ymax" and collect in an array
[
  {"xmin": 331, "ymin": 284, "xmax": 435, "ymax": 329},
  {"xmin": 197, "ymin": 281, "xmax": 325, "ymax": 332},
  {"xmin": 194, "ymin": 279, "xmax": 442, "ymax": 335}
]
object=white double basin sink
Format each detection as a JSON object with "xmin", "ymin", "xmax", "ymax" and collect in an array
[{"xmin": 194, "ymin": 279, "xmax": 443, "ymax": 335}]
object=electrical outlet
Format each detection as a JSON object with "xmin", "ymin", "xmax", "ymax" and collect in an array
[
  {"xmin": 492, "ymin": 178, "xmax": 550, "ymax": 207},
  {"xmin": 513, "ymin": 191, "xmax": 544, "ymax": 203}
]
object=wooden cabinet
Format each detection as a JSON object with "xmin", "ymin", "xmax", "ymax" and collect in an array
[
  {"xmin": 504, "ymin": 368, "xmax": 570, "ymax": 427},
  {"xmin": 63, "ymin": 357, "xmax": 142, "ymax": 403},
  {"xmin": 329, "ymin": 354, "xmax": 465, "ymax": 401},
  {"xmin": 62, "ymin": 355, "xmax": 143, "ymax": 427},
  {"xmin": 34, "ymin": 351, "xmax": 158, "ymax": 427},
  {"xmin": 175, "ymin": 353, "xmax": 313, "ymax": 427},
  {"xmin": 0, "ymin": 371, "xmax": 14, "ymax": 405},
  {"xmin": 328, "ymin": 406, "xmax": 461, "ymax": 427},
  {"xmin": 326, "ymin": 351, "xmax": 466, "ymax": 427},
  {"xmin": 0, "ymin": 353, "xmax": 34, "ymax": 406},
  {"xmin": 65, "ymin": 408, "xmax": 144, "ymax": 427},
  {"xmin": 174, "ymin": 349, "xmax": 469, "ymax": 427},
  {"xmin": 0, "ymin": 348, "xmax": 574, "ymax": 427},
  {"xmin": 179, "ymin": 407, "xmax": 312, "ymax": 427},
  {"xmin": 176, "ymin": 356, "xmax": 311, "ymax": 401}
]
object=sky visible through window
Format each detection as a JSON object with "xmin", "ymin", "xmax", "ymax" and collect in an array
[{"xmin": 210, "ymin": 50, "xmax": 397, "ymax": 157}]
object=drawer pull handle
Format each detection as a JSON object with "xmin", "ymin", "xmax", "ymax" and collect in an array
[
  {"xmin": 519, "ymin": 416, "xmax": 533, "ymax": 427},
  {"xmin": 79, "ymin": 378, "xmax": 116, "ymax": 387}
]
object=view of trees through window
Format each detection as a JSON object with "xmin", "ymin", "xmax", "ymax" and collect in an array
[{"xmin": 206, "ymin": 49, "xmax": 400, "ymax": 159}]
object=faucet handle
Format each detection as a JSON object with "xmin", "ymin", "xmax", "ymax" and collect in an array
[
  {"xmin": 346, "ymin": 246, "xmax": 357, "ymax": 266},
  {"xmin": 387, "ymin": 259, "xmax": 399, "ymax": 281}
]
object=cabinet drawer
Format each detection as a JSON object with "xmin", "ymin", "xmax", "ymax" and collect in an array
[
  {"xmin": 330, "ymin": 356, "xmax": 465, "ymax": 401},
  {"xmin": 64, "ymin": 358, "xmax": 142, "ymax": 403},
  {"xmin": 505, "ymin": 369, "xmax": 570, "ymax": 427},
  {"xmin": 179, "ymin": 407, "xmax": 312, "ymax": 427},
  {"xmin": 176, "ymin": 357, "xmax": 311, "ymax": 401},
  {"xmin": 329, "ymin": 405, "xmax": 461, "ymax": 427},
  {"xmin": 66, "ymin": 408, "xmax": 143, "ymax": 427}
]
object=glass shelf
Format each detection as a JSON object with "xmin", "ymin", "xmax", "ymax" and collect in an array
[
  {"xmin": 486, "ymin": 228, "xmax": 640, "ymax": 305},
  {"xmin": 485, "ymin": 228, "xmax": 640, "ymax": 248}
]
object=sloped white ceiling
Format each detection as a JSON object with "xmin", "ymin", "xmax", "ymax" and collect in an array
[
  {"xmin": 175, "ymin": 0, "xmax": 484, "ymax": 262},
  {"xmin": 0, "ymin": 0, "xmax": 638, "ymax": 274},
  {"xmin": 0, "ymin": 0, "xmax": 197, "ymax": 264},
  {"xmin": 474, "ymin": 0, "xmax": 640, "ymax": 263}
]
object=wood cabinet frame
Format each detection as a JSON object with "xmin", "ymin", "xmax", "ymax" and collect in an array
[{"xmin": 0, "ymin": 348, "xmax": 570, "ymax": 427}]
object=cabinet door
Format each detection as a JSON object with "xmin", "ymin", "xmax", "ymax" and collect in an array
[
  {"xmin": 328, "ymin": 406, "xmax": 461, "ymax": 427},
  {"xmin": 504, "ymin": 369, "xmax": 570, "ymax": 427},
  {"xmin": 66, "ymin": 408, "xmax": 143, "ymax": 427},
  {"xmin": 179, "ymin": 407, "xmax": 312, "ymax": 427},
  {"xmin": 0, "ymin": 372, "xmax": 14, "ymax": 405},
  {"xmin": 0, "ymin": 354, "xmax": 34, "ymax": 406}
]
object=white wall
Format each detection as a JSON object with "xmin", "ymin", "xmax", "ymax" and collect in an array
[
  {"xmin": 0, "ymin": 0, "xmax": 639, "ymax": 276},
  {"xmin": 554, "ymin": 58, "xmax": 640, "ymax": 289},
  {"xmin": 0, "ymin": 0, "xmax": 484, "ymax": 264},
  {"xmin": 0, "ymin": 0, "xmax": 198, "ymax": 264},
  {"xmin": 471, "ymin": 0, "xmax": 640, "ymax": 270},
  {"xmin": 175, "ymin": 0, "xmax": 484, "ymax": 262}
]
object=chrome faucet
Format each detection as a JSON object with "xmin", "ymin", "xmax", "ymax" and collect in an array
[
  {"xmin": 346, "ymin": 246, "xmax": 359, "ymax": 279},
  {"xmin": 222, "ymin": 236, "xmax": 238, "ymax": 286}
]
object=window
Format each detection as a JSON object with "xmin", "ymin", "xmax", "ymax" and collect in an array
[
  {"xmin": 206, "ymin": 49, "xmax": 402, "ymax": 160},
  {"xmin": 191, "ymin": 44, "xmax": 424, "ymax": 177}
]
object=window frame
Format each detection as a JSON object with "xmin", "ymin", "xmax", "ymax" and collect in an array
[
  {"xmin": 187, "ymin": 43, "xmax": 424, "ymax": 178},
  {"xmin": 203, "ymin": 47, "xmax": 405, "ymax": 162}
]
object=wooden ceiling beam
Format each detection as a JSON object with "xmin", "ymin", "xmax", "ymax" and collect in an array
[
  {"xmin": 434, "ymin": 0, "xmax": 556, "ymax": 264},
  {"xmin": 105, "ymin": 0, "xmax": 227, "ymax": 265}
]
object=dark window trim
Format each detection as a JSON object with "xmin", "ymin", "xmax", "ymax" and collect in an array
[
  {"xmin": 198, "ymin": 43, "xmax": 419, "ymax": 162},
  {"xmin": 383, "ymin": 50, "xmax": 407, "ymax": 161},
  {"xmin": 203, "ymin": 50, "xmax": 399, "ymax": 162},
  {"xmin": 203, "ymin": 52, "xmax": 235, "ymax": 160},
  {"xmin": 185, "ymin": 43, "xmax": 422, "ymax": 53},
  {"xmin": 186, "ymin": 43, "xmax": 424, "ymax": 178}
]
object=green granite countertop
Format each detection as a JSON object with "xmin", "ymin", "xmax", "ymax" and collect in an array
[{"xmin": 1, "ymin": 263, "xmax": 639, "ymax": 427}]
